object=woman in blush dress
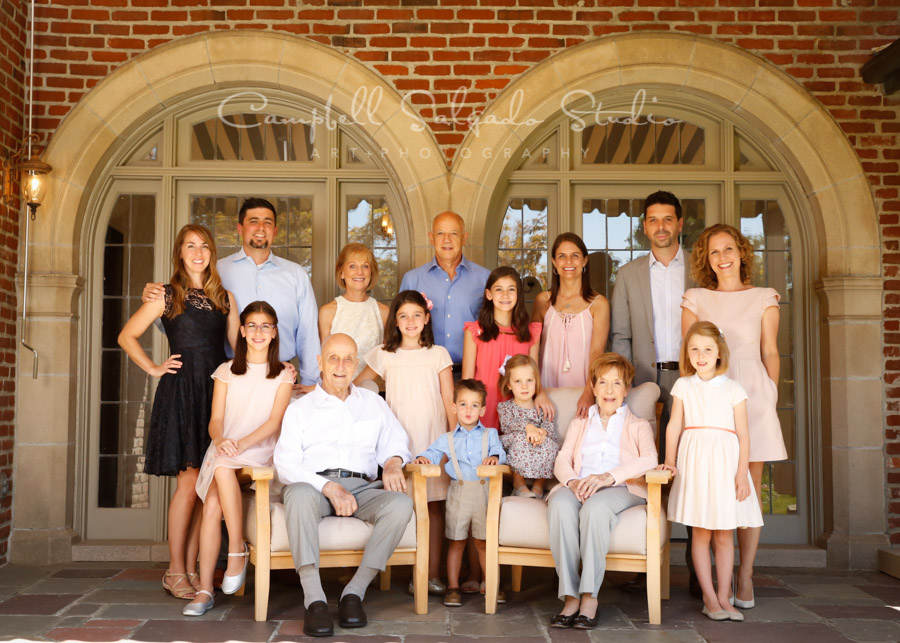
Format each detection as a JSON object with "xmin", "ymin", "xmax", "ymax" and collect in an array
[
  {"xmin": 532, "ymin": 233, "xmax": 609, "ymax": 420},
  {"xmin": 318, "ymin": 243, "xmax": 389, "ymax": 378},
  {"xmin": 681, "ymin": 223, "xmax": 786, "ymax": 610}
]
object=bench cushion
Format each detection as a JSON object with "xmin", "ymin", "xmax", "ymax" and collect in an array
[
  {"xmin": 497, "ymin": 496, "xmax": 668, "ymax": 555},
  {"xmin": 245, "ymin": 498, "xmax": 417, "ymax": 553}
]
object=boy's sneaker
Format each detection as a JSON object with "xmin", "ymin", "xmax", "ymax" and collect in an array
[{"xmin": 443, "ymin": 588, "xmax": 463, "ymax": 607}]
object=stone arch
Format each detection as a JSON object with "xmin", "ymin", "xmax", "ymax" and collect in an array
[
  {"xmin": 13, "ymin": 31, "xmax": 449, "ymax": 562},
  {"xmin": 452, "ymin": 32, "xmax": 884, "ymax": 568}
]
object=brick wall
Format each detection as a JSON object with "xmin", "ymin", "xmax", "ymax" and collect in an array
[
  {"xmin": 21, "ymin": 0, "xmax": 900, "ymax": 544},
  {"xmin": 0, "ymin": 0, "xmax": 24, "ymax": 565}
]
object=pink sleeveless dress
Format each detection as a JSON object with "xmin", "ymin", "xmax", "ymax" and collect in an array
[
  {"xmin": 540, "ymin": 304, "xmax": 593, "ymax": 389},
  {"xmin": 681, "ymin": 287, "xmax": 787, "ymax": 462},
  {"xmin": 465, "ymin": 321, "xmax": 542, "ymax": 432}
]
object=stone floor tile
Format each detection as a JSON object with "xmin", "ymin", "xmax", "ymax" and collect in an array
[
  {"xmin": 407, "ymin": 637, "xmax": 547, "ymax": 643},
  {"xmin": 61, "ymin": 602, "xmax": 103, "ymax": 616},
  {"xmin": 337, "ymin": 619, "xmax": 450, "ymax": 636},
  {"xmin": 589, "ymin": 630, "xmax": 706, "ymax": 642},
  {"xmin": 133, "ymin": 619, "xmax": 277, "ymax": 642},
  {"xmin": 754, "ymin": 584, "xmax": 799, "ymax": 598},
  {"xmin": 793, "ymin": 597, "xmax": 886, "ymax": 607},
  {"xmin": 738, "ymin": 597, "xmax": 821, "ymax": 623},
  {"xmin": 854, "ymin": 584, "xmax": 900, "ymax": 604},
  {"xmin": 548, "ymin": 627, "xmax": 594, "ymax": 643},
  {"xmin": 113, "ymin": 567, "xmax": 168, "ymax": 581},
  {"xmin": 693, "ymin": 621, "xmax": 853, "ymax": 643},
  {"xmin": 102, "ymin": 579, "xmax": 165, "ymax": 591},
  {"xmin": 22, "ymin": 578, "xmax": 107, "ymax": 595},
  {"xmin": 95, "ymin": 602, "xmax": 205, "ymax": 620},
  {"xmin": 85, "ymin": 619, "xmax": 143, "ymax": 627},
  {"xmin": 0, "ymin": 565, "xmax": 54, "ymax": 587},
  {"xmin": 829, "ymin": 617, "xmax": 900, "ymax": 641},
  {"xmin": 0, "ymin": 615, "xmax": 62, "ymax": 638},
  {"xmin": 779, "ymin": 574, "xmax": 871, "ymax": 586},
  {"xmin": 81, "ymin": 588, "xmax": 179, "ymax": 605},
  {"xmin": 51, "ymin": 568, "xmax": 123, "ymax": 579},
  {"xmin": 449, "ymin": 610, "xmax": 545, "ymax": 637},
  {"xmin": 804, "ymin": 604, "xmax": 900, "ymax": 620},
  {"xmin": 45, "ymin": 626, "xmax": 136, "ymax": 642},
  {"xmin": 0, "ymin": 594, "xmax": 81, "ymax": 615},
  {"xmin": 856, "ymin": 571, "xmax": 900, "ymax": 586},
  {"xmin": 786, "ymin": 583, "xmax": 876, "ymax": 600}
]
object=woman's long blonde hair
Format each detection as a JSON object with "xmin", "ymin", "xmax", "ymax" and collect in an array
[
  {"xmin": 690, "ymin": 223, "xmax": 756, "ymax": 289},
  {"xmin": 166, "ymin": 224, "xmax": 229, "ymax": 318}
]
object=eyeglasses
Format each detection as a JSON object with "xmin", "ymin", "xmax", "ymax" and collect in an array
[{"xmin": 245, "ymin": 323, "xmax": 275, "ymax": 334}]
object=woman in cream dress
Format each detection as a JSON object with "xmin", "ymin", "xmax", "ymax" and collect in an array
[{"xmin": 318, "ymin": 243, "xmax": 389, "ymax": 377}]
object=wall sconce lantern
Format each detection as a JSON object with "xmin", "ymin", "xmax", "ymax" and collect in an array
[{"xmin": 2, "ymin": 135, "xmax": 52, "ymax": 219}]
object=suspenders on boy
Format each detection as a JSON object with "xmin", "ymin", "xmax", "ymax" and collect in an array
[{"xmin": 446, "ymin": 430, "xmax": 489, "ymax": 485}]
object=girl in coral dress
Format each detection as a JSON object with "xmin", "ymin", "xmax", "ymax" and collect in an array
[
  {"xmin": 659, "ymin": 321, "xmax": 762, "ymax": 623},
  {"xmin": 462, "ymin": 266, "xmax": 551, "ymax": 432},
  {"xmin": 356, "ymin": 290, "xmax": 455, "ymax": 595}
]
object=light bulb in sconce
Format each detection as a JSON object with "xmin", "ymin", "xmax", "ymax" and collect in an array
[{"xmin": 19, "ymin": 154, "xmax": 52, "ymax": 208}]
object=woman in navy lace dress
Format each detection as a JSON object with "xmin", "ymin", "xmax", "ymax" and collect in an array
[{"xmin": 119, "ymin": 224, "xmax": 239, "ymax": 600}]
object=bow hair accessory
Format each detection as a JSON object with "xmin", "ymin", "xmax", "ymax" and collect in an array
[
  {"xmin": 498, "ymin": 354, "xmax": 513, "ymax": 376},
  {"xmin": 419, "ymin": 291, "xmax": 434, "ymax": 311}
]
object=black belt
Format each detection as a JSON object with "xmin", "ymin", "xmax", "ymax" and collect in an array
[
  {"xmin": 656, "ymin": 362, "xmax": 679, "ymax": 370},
  {"xmin": 317, "ymin": 468, "xmax": 367, "ymax": 479}
]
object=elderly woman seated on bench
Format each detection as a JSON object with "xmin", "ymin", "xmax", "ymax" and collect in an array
[{"xmin": 545, "ymin": 353, "xmax": 659, "ymax": 630}]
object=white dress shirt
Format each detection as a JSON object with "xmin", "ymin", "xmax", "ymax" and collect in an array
[
  {"xmin": 649, "ymin": 246, "xmax": 685, "ymax": 363},
  {"xmin": 579, "ymin": 405, "xmax": 626, "ymax": 484},
  {"xmin": 274, "ymin": 384, "xmax": 412, "ymax": 492}
]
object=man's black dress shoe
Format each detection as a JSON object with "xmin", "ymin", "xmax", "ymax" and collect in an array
[
  {"xmin": 549, "ymin": 612, "xmax": 578, "ymax": 628},
  {"xmin": 572, "ymin": 614, "xmax": 600, "ymax": 630},
  {"xmin": 338, "ymin": 594, "xmax": 367, "ymax": 628},
  {"xmin": 302, "ymin": 600, "xmax": 333, "ymax": 637}
]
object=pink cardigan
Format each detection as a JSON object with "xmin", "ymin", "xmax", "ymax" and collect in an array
[{"xmin": 551, "ymin": 406, "xmax": 658, "ymax": 500}]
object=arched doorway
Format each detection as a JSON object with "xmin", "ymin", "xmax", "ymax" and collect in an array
[
  {"xmin": 452, "ymin": 33, "xmax": 885, "ymax": 567},
  {"xmin": 12, "ymin": 31, "xmax": 448, "ymax": 557}
]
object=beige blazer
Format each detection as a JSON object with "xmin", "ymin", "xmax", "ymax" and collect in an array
[
  {"xmin": 551, "ymin": 406, "xmax": 658, "ymax": 500},
  {"xmin": 609, "ymin": 249, "xmax": 694, "ymax": 387}
]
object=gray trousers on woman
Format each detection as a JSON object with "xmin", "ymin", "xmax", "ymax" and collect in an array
[
  {"xmin": 547, "ymin": 485, "xmax": 645, "ymax": 599},
  {"xmin": 283, "ymin": 477, "xmax": 413, "ymax": 572}
]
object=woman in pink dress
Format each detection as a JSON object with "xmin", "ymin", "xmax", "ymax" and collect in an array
[
  {"xmin": 533, "ymin": 233, "xmax": 609, "ymax": 419},
  {"xmin": 462, "ymin": 266, "xmax": 548, "ymax": 432},
  {"xmin": 681, "ymin": 223, "xmax": 786, "ymax": 610}
]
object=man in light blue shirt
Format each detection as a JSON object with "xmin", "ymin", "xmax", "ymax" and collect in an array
[
  {"xmin": 144, "ymin": 198, "xmax": 320, "ymax": 390},
  {"xmin": 399, "ymin": 211, "xmax": 490, "ymax": 366}
]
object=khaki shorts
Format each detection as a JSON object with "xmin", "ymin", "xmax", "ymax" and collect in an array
[{"xmin": 445, "ymin": 479, "xmax": 489, "ymax": 540}]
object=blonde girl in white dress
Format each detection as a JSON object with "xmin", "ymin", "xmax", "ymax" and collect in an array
[{"xmin": 658, "ymin": 321, "xmax": 762, "ymax": 623}]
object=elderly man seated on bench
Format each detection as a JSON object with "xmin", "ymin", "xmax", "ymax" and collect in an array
[{"xmin": 273, "ymin": 333, "xmax": 413, "ymax": 638}]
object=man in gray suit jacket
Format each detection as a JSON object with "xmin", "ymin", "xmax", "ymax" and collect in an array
[
  {"xmin": 610, "ymin": 190, "xmax": 699, "ymax": 595},
  {"xmin": 610, "ymin": 190, "xmax": 693, "ymax": 460}
]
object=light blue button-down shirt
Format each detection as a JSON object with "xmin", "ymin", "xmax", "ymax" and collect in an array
[
  {"xmin": 399, "ymin": 256, "xmax": 490, "ymax": 364},
  {"xmin": 217, "ymin": 248, "xmax": 320, "ymax": 385},
  {"xmin": 418, "ymin": 422, "xmax": 506, "ymax": 482}
]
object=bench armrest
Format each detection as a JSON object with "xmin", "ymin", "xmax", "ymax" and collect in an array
[
  {"xmin": 241, "ymin": 466, "xmax": 274, "ymax": 482},
  {"xmin": 403, "ymin": 463, "xmax": 442, "ymax": 477},
  {"xmin": 476, "ymin": 464, "xmax": 511, "ymax": 478},
  {"xmin": 645, "ymin": 469, "xmax": 672, "ymax": 485}
]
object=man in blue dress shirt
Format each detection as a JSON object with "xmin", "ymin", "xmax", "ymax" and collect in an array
[
  {"xmin": 399, "ymin": 211, "xmax": 490, "ymax": 368},
  {"xmin": 143, "ymin": 198, "xmax": 320, "ymax": 391}
]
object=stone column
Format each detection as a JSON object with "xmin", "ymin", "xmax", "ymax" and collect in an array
[
  {"xmin": 12, "ymin": 272, "xmax": 82, "ymax": 564},
  {"xmin": 817, "ymin": 276, "xmax": 889, "ymax": 569}
]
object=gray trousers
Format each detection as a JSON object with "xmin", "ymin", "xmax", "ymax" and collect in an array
[
  {"xmin": 547, "ymin": 485, "xmax": 645, "ymax": 600},
  {"xmin": 283, "ymin": 477, "xmax": 414, "ymax": 572},
  {"xmin": 656, "ymin": 368, "xmax": 679, "ymax": 463}
]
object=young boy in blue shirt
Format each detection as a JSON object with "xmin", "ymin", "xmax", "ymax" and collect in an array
[{"xmin": 416, "ymin": 379, "xmax": 507, "ymax": 607}]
